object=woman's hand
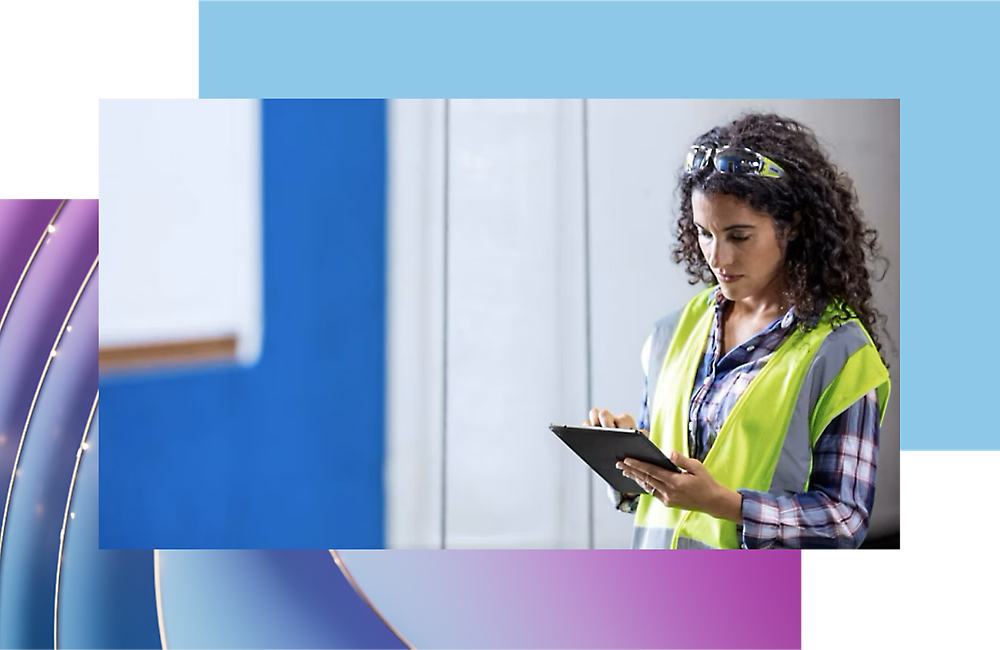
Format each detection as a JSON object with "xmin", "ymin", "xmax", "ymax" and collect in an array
[
  {"xmin": 587, "ymin": 408, "xmax": 647, "ymax": 499},
  {"xmin": 584, "ymin": 408, "xmax": 648, "ymax": 437},
  {"xmin": 616, "ymin": 452, "xmax": 743, "ymax": 523}
]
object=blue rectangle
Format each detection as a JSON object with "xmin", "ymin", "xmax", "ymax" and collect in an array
[
  {"xmin": 200, "ymin": 0, "xmax": 1000, "ymax": 450},
  {"xmin": 100, "ymin": 100, "xmax": 387, "ymax": 548}
]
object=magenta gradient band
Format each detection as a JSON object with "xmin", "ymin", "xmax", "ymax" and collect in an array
[{"xmin": 336, "ymin": 549, "xmax": 801, "ymax": 649}]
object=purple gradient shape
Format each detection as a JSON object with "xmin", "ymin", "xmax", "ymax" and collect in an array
[
  {"xmin": 0, "ymin": 199, "xmax": 64, "ymax": 315},
  {"xmin": 58, "ymin": 407, "xmax": 163, "ymax": 650},
  {"xmin": 0, "ymin": 200, "xmax": 98, "ymax": 523},
  {"xmin": 157, "ymin": 550, "xmax": 408, "ymax": 649},
  {"xmin": 0, "ymin": 268, "xmax": 98, "ymax": 647},
  {"xmin": 337, "ymin": 550, "xmax": 801, "ymax": 649}
]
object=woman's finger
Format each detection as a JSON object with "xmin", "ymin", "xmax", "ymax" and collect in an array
[
  {"xmin": 624, "ymin": 467, "xmax": 652, "ymax": 488},
  {"xmin": 621, "ymin": 463, "xmax": 649, "ymax": 480},
  {"xmin": 625, "ymin": 463, "xmax": 678, "ymax": 496},
  {"xmin": 615, "ymin": 413, "xmax": 637, "ymax": 430},
  {"xmin": 588, "ymin": 408, "xmax": 601, "ymax": 426},
  {"xmin": 628, "ymin": 459, "xmax": 678, "ymax": 486},
  {"xmin": 598, "ymin": 409, "xmax": 617, "ymax": 428},
  {"xmin": 623, "ymin": 458, "xmax": 657, "ymax": 474}
]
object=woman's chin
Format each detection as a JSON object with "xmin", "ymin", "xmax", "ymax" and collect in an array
[{"xmin": 716, "ymin": 284, "xmax": 739, "ymax": 301}]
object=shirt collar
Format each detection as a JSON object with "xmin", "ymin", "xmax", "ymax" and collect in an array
[{"xmin": 709, "ymin": 285, "xmax": 806, "ymax": 329}]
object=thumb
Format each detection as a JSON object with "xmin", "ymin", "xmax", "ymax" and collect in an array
[{"xmin": 668, "ymin": 450, "xmax": 699, "ymax": 473}]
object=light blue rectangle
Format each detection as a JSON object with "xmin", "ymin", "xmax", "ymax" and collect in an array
[{"xmin": 200, "ymin": 0, "xmax": 1000, "ymax": 450}]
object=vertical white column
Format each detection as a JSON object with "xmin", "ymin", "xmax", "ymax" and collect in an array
[
  {"xmin": 385, "ymin": 99, "xmax": 448, "ymax": 549},
  {"xmin": 387, "ymin": 99, "xmax": 592, "ymax": 549},
  {"xmin": 444, "ymin": 99, "xmax": 589, "ymax": 549}
]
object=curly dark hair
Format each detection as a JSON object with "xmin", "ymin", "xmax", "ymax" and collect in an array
[{"xmin": 672, "ymin": 113, "xmax": 892, "ymax": 365}]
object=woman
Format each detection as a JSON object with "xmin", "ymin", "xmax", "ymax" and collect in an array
[{"xmin": 588, "ymin": 113, "xmax": 892, "ymax": 550}]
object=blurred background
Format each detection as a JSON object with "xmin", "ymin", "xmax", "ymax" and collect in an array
[{"xmin": 99, "ymin": 99, "xmax": 900, "ymax": 550}]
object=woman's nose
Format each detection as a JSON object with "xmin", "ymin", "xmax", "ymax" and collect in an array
[
  {"xmin": 709, "ymin": 243, "xmax": 736, "ymax": 271},
  {"xmin": 708, "ymin": 241, "xmax": 733, "ymax": 269}
]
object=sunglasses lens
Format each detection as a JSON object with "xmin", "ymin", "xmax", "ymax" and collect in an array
[
  {"xmin": 714, "ymin": 149, "xmax": 761, "ymax": 174},
  {"xmin": 685, "ymin": 146, "xmax": 711, "ymax": 171}
]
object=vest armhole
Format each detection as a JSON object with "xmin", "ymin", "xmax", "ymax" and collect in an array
[
  {"xmin": 876, "ymin": 381, "xmax": 891, "ymax": 426},
  {"xmin": 809, "ymin": 344, "xmax": 890, "ymax": 446}
]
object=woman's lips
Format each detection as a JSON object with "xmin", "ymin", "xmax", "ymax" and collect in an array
[{"xmin": 717, "ymin": 273, "xmax": 742, "ymax": 282}]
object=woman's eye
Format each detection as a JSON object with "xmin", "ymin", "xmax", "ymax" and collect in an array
[
  {"xmin": 730, "ymin": 234, "xmax": 749, "ymax": 242},
  {"xmin": 697, "ymin": 230, "xmax": 711, "ymax": 239}
]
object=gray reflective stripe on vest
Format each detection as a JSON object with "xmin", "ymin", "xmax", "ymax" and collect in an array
[
  {"xmin": 632, "ymin": 525, "xmax": 717, "ymax": 549},
  {"xmin": 644, "ymin": 307, "xmax": 685, "ymax": 429},
  {"xmin": 773, "ymin": 320, "xmax": 873, "ymax": 494},
  {"xmin": 644, "ymin": 311, "xmax": 874, "ymax": 500}
]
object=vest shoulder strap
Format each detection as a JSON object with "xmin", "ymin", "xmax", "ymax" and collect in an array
[
  {"xmin": 644, "ymin": 291, "xmax": 710, "ymax": 418},
  {"xmin": 806, "ymin": 320, "xmax": 891, "ymax": 444}
]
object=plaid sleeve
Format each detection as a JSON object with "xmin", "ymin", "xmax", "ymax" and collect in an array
[
  {"xmin": 607, "ymin": 484, "xmax": 640, "ymax": 514},
  {"xmin": 737, "ymin": 389, "xmax": 880, "ymax": 549},
  {"xmin": 605, "ymin": 376, "xmax": 652, "ymax": 515},
  {"xmin": 638, "ymin": 374, "xmax": 650, "ymax": 432}
]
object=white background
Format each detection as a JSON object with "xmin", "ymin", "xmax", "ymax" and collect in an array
[
  {"xmin": 0, "ymin": 2, "xmax": 197, "ymax": 198},
  {"xmin": 0, "ymin": 2, "xmax": 991, "ymax": 650}
]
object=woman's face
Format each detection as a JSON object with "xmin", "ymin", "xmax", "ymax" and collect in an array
[{"xmin": 691, "ymin": 190, "xmax": 787, "ymax": 304}]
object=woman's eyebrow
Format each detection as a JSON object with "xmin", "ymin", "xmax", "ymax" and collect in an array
[{"xmin": 694, "ymin": 222, "xmax": 755, "ymax": 231}]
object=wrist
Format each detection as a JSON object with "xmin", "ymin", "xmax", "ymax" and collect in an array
[{"xmin": 710, "ymin": 486, "xmax": 743, "ymax": 523}]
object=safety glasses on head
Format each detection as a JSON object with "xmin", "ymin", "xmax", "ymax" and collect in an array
[{"xmin": 685, "ymin": 144, "xmax": 786, "ymax": 179}]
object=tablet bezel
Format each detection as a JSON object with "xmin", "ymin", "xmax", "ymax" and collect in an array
[{"xmin": 549, "ymin": 423, "xmax": 682, "ymax": 495}]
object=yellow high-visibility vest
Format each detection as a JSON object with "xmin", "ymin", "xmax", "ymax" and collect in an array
[{"xmin": 634, "ymin": 287, "xmax": 890, "ymax": 549}]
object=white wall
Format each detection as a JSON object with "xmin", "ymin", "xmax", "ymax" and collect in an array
[
  {"xmin": 99, "ymin": 99, "xmax": 263, "ymax": 366},
  {"xmin": 388, "ymin": 99, "xmax": 901, "ymax": 548},
  {"xmin": 387, "ymin": 100, "xmax": 592, "ymax": 549}
]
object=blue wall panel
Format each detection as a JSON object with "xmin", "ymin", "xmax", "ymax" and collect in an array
[{"xmin": 100, "ymin": 100, "xmax": 386, "ymax": 549}]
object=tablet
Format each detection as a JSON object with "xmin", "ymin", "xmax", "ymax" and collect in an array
[{"xmin": 549, "ymin": 424, "xmax": 682, "ymax": 495}]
